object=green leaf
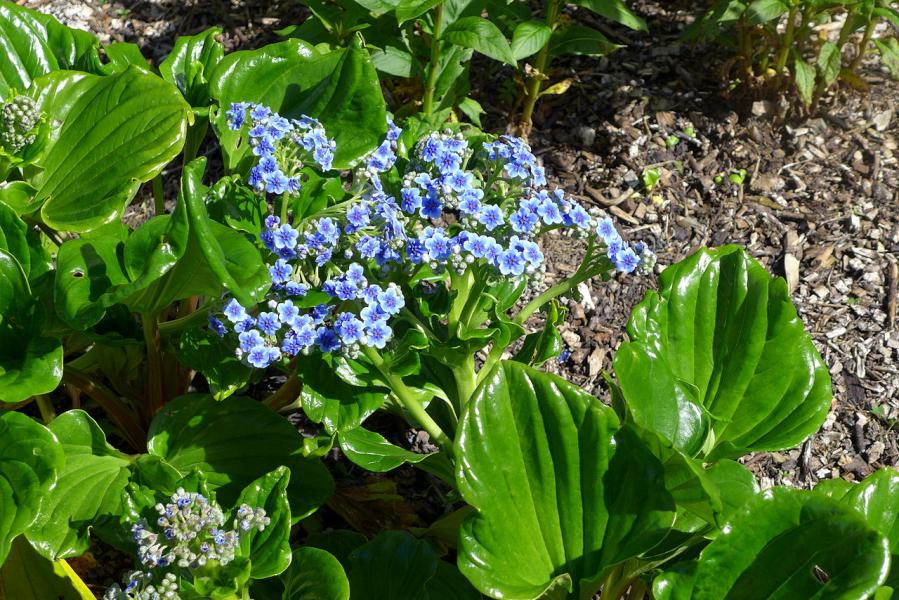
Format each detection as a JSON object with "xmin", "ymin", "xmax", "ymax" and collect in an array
[
  {"xmin": 549, "ymin": 24, "xmax": 621, "ymax": 58},
  {"xmin": 456, "ymin": 96, "xmax": 484, "ymax": 127},
  {"xmin": 688, "ymin": 488, "xmax": 890, "ymax": 598},
  {"xmin": 512, "ymin": 300, "xmax": 565, "ymax": 367},
  {"xmin": 456, "ymin": 361, "xmax": 676, "ymax": 599},
  {"xmin": 0, "ymin": 537, "xmax": 94, "ymax": 600},
  {"xmin": 338, "ymin": 427, "xmax": 430, "ymax": 472},
  {"xmin": 0, "ymin": 201, "xmax": 31, "ymax": 276},
  {"xmin": 370, "ymin": 45, "xmax": 414, "ymax": 78},
  {"xmin": 297, "ymin": 355, "xmax": 387, "ymax": 434},
  {"xmin": 209, "ymin": 37, "xmax": 386, "ymax": 171},
  {"xmin": 0, "ymin": 412, "xmax": 63, "ymax": 564},
  {"xmin": 395, "ymin": 0, "xmax": 441, "ymax": 24},
  {"xmin": 0, "ymin": 2, "xmax": 100, "ymax": 97},
  {"xmin": 817, "ymin": 41, "xmax": 842, "ymax": 88},
  {"xmin": 572, "ymin": 0, "xmax": 648, "ymax": 31},
  {"xmin": 426, "ymin": 560, "xmax": 482, "ymax": 600},
  {"xmin": 443, "ymin": 16, "xmax": 516, "ymax": 65},
  {"xmin": 817, "ymin": 468, "xmax": 899, "ymax": 587},
  {"xmin": 793, "ymin": 53, "xmax": 816, "ymax": 106},
  {"xmin": 159, "ymin": 27, "xmax": 224, "ymax": 107},
  {"xmin": 875, "ymin": 38, "xmax": 899, "ymax": 79},
  {"xmin": 304, "ymin": 529, "xmax": 367, "ymax": 569},
  {"xmin": 0, "ymin": 249, "xmax": 62, "ymax": 403},
  {"xmin": 234, "ymin": 467, "xmax": 291, "ymax": 578},
  {"xmin": 746, "ymin": 0, "xmax": 789, "ymax": 23},
  {"xmin": 511, "ymin": 20, "xmax": 552, "ymax": 61},
  {"xmin": 617, "ymin": 246, "xmax": 832, "ymax": 460},
  {"xmin": 175, "ymin": 327, "xmax": 253, "ymax": 400},
  {"xmin": 347, "ymin": 531, "xmax": 437, "ymax": 599},
  {"xmin": 281, "ymin": 546, "xmax": 350, "ymax": 600},
  {"xmin": 26, "ymin": 411, "xmax": 131, "ymax": 560},
  {"xmin": 147, "ymin": 394, "xmax": 334, "ymax": 520},
  {"xmin": 29, "ymin": 67, "xmax": 190, "ymax": 232}
]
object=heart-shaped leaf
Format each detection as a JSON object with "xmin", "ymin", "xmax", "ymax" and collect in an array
[
  {"xmin": 0, "ymin": 412, "xmax": 63, "ymax": 564},
  {"xmin": 159, "ymin": 27, "xmax": 224, "ymax": 107},
  {"xmin": 660, "ymin": 487, "xmax": 890, "ymax": 598},
  {"xmin": 456, "ymin": 361, "xmax": 676, "ymax": 599},
  {"xmin": 281, "ymin": 546, "xmax": 350, "ymax": 600},
  {"xmin": 147, "ymin": 394, "xmax": 334, "ymax": 520},
  {"xmin": 616, "ymin": 246, "xmax": 832, "ymax": 459},
  {"xmin": 338, "ymin": 427, "xmax": 430, "ymax": 472},
  {"xmin": 233, "ymin": 466, "xmax": 291, "ymax": 579},
  {"xmin": 0, "ymin": 2, "xmax": 100, "ymax": 97},
  {"xmin": 297, "ymin": 354, "xmax": 387, "ymax": 434},
  {"xmin": 26, "ymin": 410, "xmax": 132, "ymax": 560},
  {"xmin": 28, "ymin": 67, "xmax": 190, "ymax": 232},
  {"xmin": 209, "ymin": 36, "xmax": 386, "ymax": 171},
  {"xmin": 0, "ymin": 249, "xmax": 62, "ymax": 403}
]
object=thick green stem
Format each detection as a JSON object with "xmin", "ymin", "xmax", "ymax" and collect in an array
[
  {"xmin": 263, "ymin": 373, "xmax": 302, "ymax": 411},
  {"xmin": 447, "ymin": 267, "xmax": 475, "ymax": 333},
  {"xmin": 63, "ymin": 368, "xmax": 147, "ymax": 452},
  {"xmin": 152, "ymin": 174, "xmax": 165, "ymax": 216},
  {"xmin": 452, "ymin": 356, "xmax": 478, "ymax": 408},
  {"xmin": 158, "ymin": 304, "xmax": 212, "ymax": 336},
  {"xmin": 421, "ymin": 3, "xmax": 445, "ymax": 114},
  {"xmin": 143, "ymin": 312, "xmax": 164, "ymax": 416},
  {"xmin": 517, "ymin": 0, "xmax": 562, "ymax": 135},
  {"xmin": 35, "ymin": 395, "xmax": 55, "ymax": 423},
  {"xmin": 774, "ymin": 5, "xmax": 799, "ymax": 75},
  {"xmin": 849, "ymin": 17, "xmax": 876, "ymax": 71},
  {"xmin": 600, "ymin": 564, "xmax": 628, "ymax": 600},
  {"xmin": 362, "ymin": 346, "xmax": 454, "ymax": 457}
]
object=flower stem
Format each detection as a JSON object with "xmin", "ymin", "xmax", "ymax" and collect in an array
[
  {"xmin": 152, "ymin": 174, "xmax": 165, "ymax": 216},
  {"xmin": 516, "ymin": 0, "xmax": 562, "ymax": 136},
  {"xmin": 35, "ymin": 395, "xmax": 55, "ymax": 424},
  {"xmin": 362, "ymin": 346, "xmax": 454, "ymax": 458},
  {"xmin": 143, "ymin": 312, "xmax": 164, "ymax": 416},
  {"xmin": 263, "ymin": 372, "xmax": 302, "ymax": 411},
  {"xmin": 63, "ymin": 368, "xmax": 147, "ymax": 452},
  {"xmin": 421, "ymin": 2, "xmax": 445, "ymax": 114},
  {"xmin": 849, "ymin": 17, "xmax": 876, "ymax": 72}
]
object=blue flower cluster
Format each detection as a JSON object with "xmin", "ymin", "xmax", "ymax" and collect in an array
[
  {"xmin": 226, "ymin": 102, "xmax": 336, "ymax": 195},
  {"xmin": 211, "ymin": 116, "xmax": 653, "ymax": 369}
]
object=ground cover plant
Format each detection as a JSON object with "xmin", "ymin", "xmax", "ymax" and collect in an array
[{"xmin": 0, "ymin": 0, "xmax": 898, "ymax": 599}]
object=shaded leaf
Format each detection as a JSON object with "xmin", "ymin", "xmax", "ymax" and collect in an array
[{"xmin": 281, "ymin": 546, "xmax": 350, "ymax": 600}]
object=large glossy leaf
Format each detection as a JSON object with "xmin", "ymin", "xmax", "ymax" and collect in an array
[
  {"xmin": 209, "ymin": 36, "xmax": 386, "ymax": 171},
  {"xmin": 28, "ymin": 67, "xmax": 189, "ymax": 232},
  {"xmin": 26, "ymin": 411, "xmax": 132, "ymax": 560},
  {"xmin": 0, "ymin": 412, "xmax": 62, "ymax": 564},
  {"xmin": 456, "ymin": 361, "xmax": 676, "ymax": 599},
  {"xmin": 347, "ymin": 531, "xmax": 437, "ymax": 600},
  {"xmin": 147, "ymin": 394, "xmax": 334, "ymax": 520},
  {"xmin": 233, "ymin": 467, "xmax": 291, "ymax": 579},
  {"xmin": 0, "ymin": 536, "xmax": 94, "ymax": 600},
  {"xmin": 0, "ymin": 249, "xmax": 62, "ymax": 403},
  {"xmin": 159, "ymin": 26, "xmax": 224, "ymax": 107},
  {"xmin": 281, "ymin": 546, "xmax": 350, "ymax": 600},
  {"xmin": 817, "ymin": 468, "xmax": 899, "ymax": 587},
  {"xmin": 0, "ymin": 2, "xmax": 100, "ymax": 97},
  {"xmin": 616, "ymin": 245, "xmax": 832, "ymax": 459},
  {"xmin": 663, "ymin": 488, "xmax": 890, "ymax": 598}
]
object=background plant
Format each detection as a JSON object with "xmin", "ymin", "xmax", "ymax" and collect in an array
[
  {"xmin": 688, "ymin": 0, "xmax": 899, "ymax": 112},
  {"xmin": 288, "ymin": 0, "xmax": 647, "ymax": 134}
]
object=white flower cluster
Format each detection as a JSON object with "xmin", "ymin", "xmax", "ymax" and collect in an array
[{"xmin": 103, "ymin": 572, "xmax": 179, "ymax": 600}]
